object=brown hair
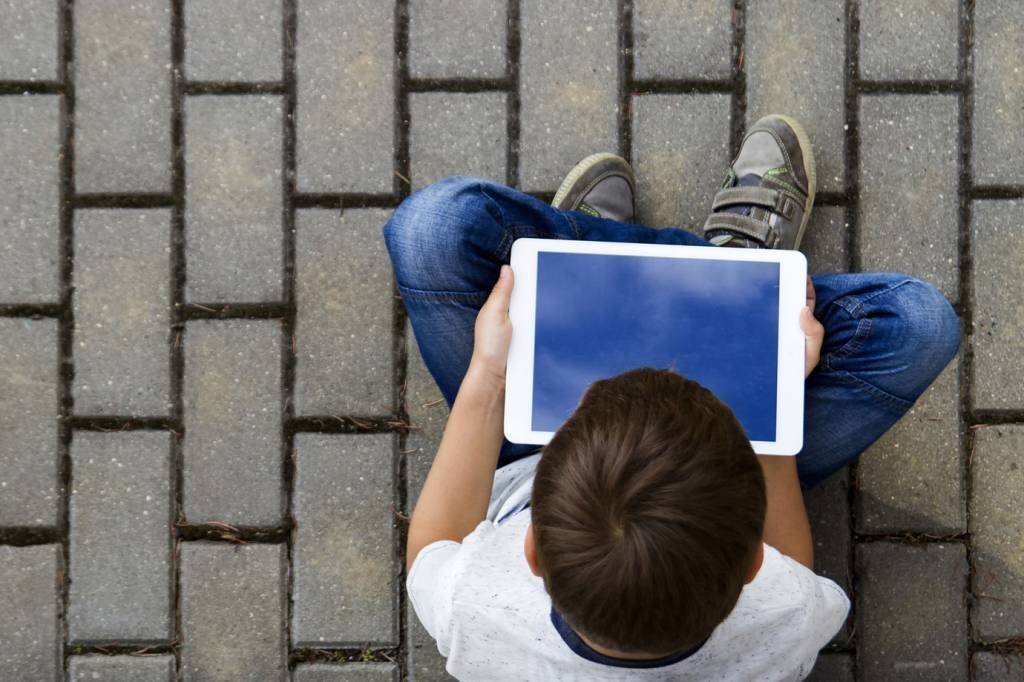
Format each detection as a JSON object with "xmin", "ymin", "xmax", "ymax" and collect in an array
[{"xmin": 531, "ymin": 368, "xmax": 766, "ymax": 655}]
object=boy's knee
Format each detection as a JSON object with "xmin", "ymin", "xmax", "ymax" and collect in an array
[{"xmin": 880, "ymin": 277, "xmax": 960, "ymax": 382}]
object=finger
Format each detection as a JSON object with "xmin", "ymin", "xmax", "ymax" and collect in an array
[
  {"xmin": 482, "ymin": 265, "xmax": 514, "ymax": 315},
  {"xmin": 800, "ymin": 306, "xmax": 824, "ymax": 340},
  {"xmin": 805, "ymin": 276, "xmax": 816, "ymax": 309}
]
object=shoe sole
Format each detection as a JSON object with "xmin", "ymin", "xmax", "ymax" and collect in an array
[
  {"xmin": 768, "ymin": 114, "xmax": 816, "ymax": 250},
  {"xmin": 551, "ymin": 152, "xmax": 634, "ymax": 211}
]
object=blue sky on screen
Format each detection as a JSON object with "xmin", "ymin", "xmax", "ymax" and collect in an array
[{"xmin": 531, "ymin": 251, "xmax": 780, "ymax": 440}]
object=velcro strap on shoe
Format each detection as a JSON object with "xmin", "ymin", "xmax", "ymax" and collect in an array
[
  {"xmin": 703, "ymin": 213, "xmax": 780, "ymax": 248},
  {"xmin": 711, "ymin": 187, "xmax": 796, "ymax": 219}
]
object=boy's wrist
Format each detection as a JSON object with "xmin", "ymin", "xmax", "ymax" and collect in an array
[{"xmin": 465, "ymin": 357, "xmax": 507, "ymax": 395}]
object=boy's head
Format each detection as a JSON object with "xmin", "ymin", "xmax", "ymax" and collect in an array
[{"xmin": 527, "ymin": 368, "xmax": 766, "ymax": 656}]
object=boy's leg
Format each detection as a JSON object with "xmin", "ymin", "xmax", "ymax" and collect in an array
[
  {"xmin": 383, "ymin": 176, "xmax": 709, "ymax": 465},
  {"xmin": 799, "ymin": 273, "xmax": 960, "ymax": 487}
]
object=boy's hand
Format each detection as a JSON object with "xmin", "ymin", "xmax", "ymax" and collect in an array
[
  {"xmin": 470, "ymin": 265, "xmax": 514, "ymax": 386},
  {"xmin": 802, "ymin": 277, "xmax": 825, "ymax": 378}
]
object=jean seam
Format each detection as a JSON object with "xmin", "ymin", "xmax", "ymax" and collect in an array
[
  {"xmin": 397, "ymin": 283, "xmax": 489, "ymax": 304},
  {"xmin": 830, "ymin": 368, "xmax": 915, "ymax": 414}
]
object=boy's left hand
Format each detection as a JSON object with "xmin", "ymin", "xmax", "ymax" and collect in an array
[
  {"xmin": 802, "ymin": 277, "xmax": 825, "ymax": 378},
  {"xmin": 470, "ymin": 265, "xmax": 515, "ymax": 386}
]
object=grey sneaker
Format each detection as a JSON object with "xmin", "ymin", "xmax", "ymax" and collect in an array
[
  {"xmin": 552, "ymin": 153, "xmax": 636, "ymax": 223},
  {"xmin": 702, "ymin": 114, "xmax": 816, "ymax": 249}
]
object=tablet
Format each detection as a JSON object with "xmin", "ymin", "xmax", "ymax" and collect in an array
[{"xmin": 505, "ymin": 238, "xmax": 806, "ymax": 455}]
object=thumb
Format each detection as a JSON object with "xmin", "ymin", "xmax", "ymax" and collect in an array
[{"xmin": 484, "ymin": 265, "xmax": 514, "ymax": 313}]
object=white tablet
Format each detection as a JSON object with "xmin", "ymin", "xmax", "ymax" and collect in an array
[{"xmin": 505, "ymin": 238, "xmax": 807, "ymax": 455}]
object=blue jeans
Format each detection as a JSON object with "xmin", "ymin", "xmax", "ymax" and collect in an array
[{"xmin": 383, "ymin": 177, "xmax": 960, "ymax": 487}]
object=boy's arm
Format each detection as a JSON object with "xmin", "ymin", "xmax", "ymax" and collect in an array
[
  {"xmin": 759, "ymin": 280, "xmax": 824, "ymax": 570},
  {"xmin": 406, "ymin": 266, "xmax": 514, "ymax": 571}
]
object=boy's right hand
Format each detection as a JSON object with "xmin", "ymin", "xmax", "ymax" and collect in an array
[{"xmin": 802, "ymin": 277, "xmax": 825, "ymax": 378}]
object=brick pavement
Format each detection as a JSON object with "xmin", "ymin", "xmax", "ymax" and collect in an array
[{"xmin": 0, "ymin": 1, "xmax": 1021, "ymax": 680}]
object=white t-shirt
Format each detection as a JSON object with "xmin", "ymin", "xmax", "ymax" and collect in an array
[{"xmin": 408, "ymin": 454, "xmax": 850, "ymax": 681}]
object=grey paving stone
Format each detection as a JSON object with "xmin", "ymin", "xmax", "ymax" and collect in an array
[
  {"xmin": 180, "ymin": 543, "xmax": 287, "ymax": 681},
  {"xmin": 0, "ymin": 0, "xmax": 59, "ymax": 80},
  {"xmin": 0, "ymin": 545, "xmax": 60, "ymax": 681},
  {"xmin": 296, "ymin": 0, "xmax": 394, "ymax": 193},
  {"xmin": 75, "ymin": 0, "xmax": 172, "ymax": 192},
  {"xmin": 971, "ymin": 425, "xmax": 1024, "ymax": 640},
  {"xmin": 185, "ymin": 95, "xmax": 284, "ymax": 302},
  {"xmin": 0, "ymin": 95, "xmax": 60, "ymax": 303},
  {"xmin": 857, "ymin": 542, "xmax": 968, "ymax": 681},
  {"xmin": 972, "ymin": 1, "xmax": 1024, "ymax": 184},
  {"xmin": 519, "ymin": 0, "xmax": 618, "ymax": 192},
  {"xmin": 73, "ymin": 209, "xmax": 172, "ymax": 416},
  {"xmin": 295, "ymin": 209, "xmax": 394, "ymax": 415},
  {"xmin": 409, "ymin": 92, "xmax": 507, "ymax": 190},
  {"xmin": 856, "ymin": 361, "xmax": 963, "ymax": 535},
  {"xmin": 404, "ymin": 325, "xmax": 455, "ymax": 680},
  {"xmin": 858, "ymin": 95, "xmax": 959, "ymax": 300},
  {"xmin": 293, "ymin": 433, "xmax": 397, "ymax": 647},
  {"xmin": 631, "ymin": 93, "xmax": 731, "ymax": 229},
  {"xmin": 803, "ymin": 206, "xmax": 849, "ymax": 274},
  {"xmin": 0, "ymin": 318, "xmax": 59, "ymax": 527},
  {"xmin": 859, "ymin": 0, "xmax": 960, "ymax": 81},
  {"xmin": 293, "ymin": 663, "xmax": 399, "ymax": 682},
  {"xmin": 971, "ymin": 200, "xmax": 1024, "ymax": 411},
  {"xmin": 633, "ymin": 0, "xmax": 733, "ymax": 80},
  {"xmin": 69, "ymin": 655, "xmax": 176, "ymax": 681},
  {"xmin": 183, "ymin": 319, "xmax": 283, "ymax": 525},
  {"xmin": 805, "ymin": 653, "xmax": 853, "ymax": 682},
  {"xmin": 68, "ymin": 432, "xmax": 172, "ymax": 644},
  {"xmin": 409, "ymin": 0, "xmax": 505, "ymax": 79},
  {"xmin": 185, "ymin": 0, "xmax": 283, "ymax": 82},
  {"xmin": 746, "ymin": 0, "xmax": 846, "ymax": 193},
  {"xmin": 804, "ymin": 471, "xmax": 852, "ymax": 644},
  {"xmin": 974, "ymin": 653, "xmax": 1024, "ymax": 682}
]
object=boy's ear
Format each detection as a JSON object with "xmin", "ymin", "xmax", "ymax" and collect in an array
[
  {"xmin": 524, "ymin": 524, "xmax": 543, "ymax": 577},
  {"xmin": 745, "ymin": 543, "xmax": 765, "ymax": 584}
]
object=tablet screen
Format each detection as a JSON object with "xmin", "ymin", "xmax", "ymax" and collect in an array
[{"xmin": 532, "ymin": 251, "xmax": 780, "ymax": 441}]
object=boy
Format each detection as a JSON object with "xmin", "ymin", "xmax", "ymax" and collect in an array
[{"xmin": 383, "ymin": 115, "xmax": 959, "ymax": 680}]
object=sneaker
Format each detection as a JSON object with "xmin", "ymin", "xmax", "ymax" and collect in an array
[
  {"xmin": 702, "ymin": 114, "xmax": 816, "ymax": 249},
  {"xmin": 552, "ymin": 153, "xmax": 636, "ymax": 223}
]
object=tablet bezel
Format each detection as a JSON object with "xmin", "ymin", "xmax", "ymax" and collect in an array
[{"xmin": 505, "ymin": 237, "xmax": 806, "ymax": 456}]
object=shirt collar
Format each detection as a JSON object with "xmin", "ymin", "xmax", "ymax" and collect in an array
[{"xmin": 549, "ymin": 608, "xmax": 707, "ymax": 669}]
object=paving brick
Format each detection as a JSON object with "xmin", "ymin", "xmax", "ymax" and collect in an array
[
  {"xmin": 857, "ymin": 542, "xmax": 968, "ymax": 681},
  {"xmin": 746, "ymin": 0, "xmax": 846, "ymax": 193},
  {"xmin": 803, "ymin": 206, "xmax": 848, "ymax": 274},
  {"xmin": 295, "ymin": 209, "xmax": 394, "ymax": 415},
  {"xmin": 409, "ymin": 0, "xmax": 505, "ymax": 79},
  {"xmin": 633, "ymin": 0, "xmax": 733, "ymax": 80},
  {"xmin": 180, "ymin": 543, "xmax": 286, "ymax": 680},
  {"xmin": 185, "ymin": 95, "xmax": 283, "ymax": 302},
  {"xmin": 631, "ymin": 94, "xmax": 731, "ymax": 229},
  {"xmin": 296, "ymin": 1, "xmax": 394, "ymax": 193},
  {"xmin": 858, "ymin": 95, "xmax": 959, "ymax": 300},
  {"xmin": 805, "ymin": 653, "xmax": 853, "ymax": 682},
  {"xmin": 75, "ymin": 0, "xmax": 172, "ymax": 192},
  {"xmin": 0, "ymin": 95, "xmax": 60, "ymax": 303},
  {"xmin": 0, "ymin": 318, "xmax": 59, "ymax": 527},
  {"xmin": 69, "ymin": 655, "xmax": 175, "ymax": 682},
  {"xmin": 804, "ymin": 471, "xmax": 852, "ymax": 644},
  {"xmin": 293, "ymin": 663, "xmax": 399, "ymax": 682},
  {"xmin": 974, "ymin": 653, "xmax": 1024, "ymax": 682},
  {"xmin": 183, "ymin": 320, "xmax": 282, "ymax": 525},
  {"xmin": 409, "ymin": 92, "xmax": 507, "ymax": 190},
  {"xmin": 972, "ymin": 1, "xmax": 1024, "ymax": 184},
  {"xmin": 859, "ymin": 0, "xmax": 960, "ymax": 81},
  {"xmin": 0, "ymin": 545, "xmax": 60, "ymax": 680},
  {"xmin": 68, "ymin": 432, "xmax": 172, "ymax": 644},
  {"xmin": 293, "ymin": 434, "xmax": 397, "ymax": 647},
  {"xmin": 519, "ymin": 0, "xmax": 618, "ymax": 192},
  {"xmin": 404, "ymin": 325, "xmax": 454, "ymax": 680},
  {"xmin": 73, "ymin": 209, "xmax": 172, "ymax": 416},
  {"xmin": 185, "ymin": 0, "xmax": 283, "ymax": 82},
  {"xmin": 971, "ymin": 425, "xmax": 1024, "ymax": 639},
  {"xmin": 856, "ymin": 361, "xmax": 963, "ymax": 534},
  {"xmin": 0, "ymin": 0, "xmax": 59, "ymax": 80},
  {"xmin": 971, "ymin": 200, "xmax": 1024, "ymax": 411}
]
